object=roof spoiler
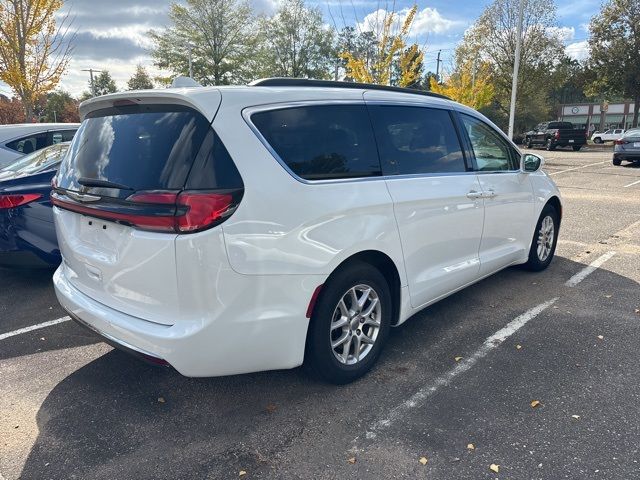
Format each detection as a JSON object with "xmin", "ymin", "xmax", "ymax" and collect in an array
[{"xmin": 171, "ymin": 76, "xmax": 202, "ymax": 88}]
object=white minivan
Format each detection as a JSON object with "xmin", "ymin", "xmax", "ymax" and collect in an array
[{"xmin": 52, "ymin": 79, "xmax": 561, "ymax": 384}]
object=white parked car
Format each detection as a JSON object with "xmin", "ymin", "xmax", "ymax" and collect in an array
[
  {"xmin": 0, "ymin": 123, "xmax": 79, "ymax": 169},
  {"xmin": 591, "ymin": 128, "xmax": 625, "ymax": 144},
  {"xmin": 52, "ymin": 79, "xmax": 562, "ymax": 384}
]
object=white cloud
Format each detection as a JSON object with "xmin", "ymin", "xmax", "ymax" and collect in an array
[
  {"xmin": 547, "ymin": 26, "xmax": 575, "ymax": 42},
  {"xmin": 358, "ymin": 6, "xmax": 460, "ymax": 37},
  {"xmin": 565, "ymin": 40, "xmax": 589, "ymax": 61}
]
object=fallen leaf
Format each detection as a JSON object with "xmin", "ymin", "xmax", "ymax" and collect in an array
[
  {"xmin": 157, "ymin": 397, "xmax": 165, "ymax": 403},
  {"xmin": 454, "ymin": 356, "xmax": 463, "ymax": 362},
  {"xmin": 467, "ymin": 443, "xmax": 475, "ymax": 450},
  {"xmin": 419, "ymin": 456, "xmax": 428, "ymax": 465},
  {"xmin": 239, "ymin": 471, "xmax": 247, "ymax": 477},
  {"xmin": 530, "ymin": 400, "xmax": 541, "ymax": 408},
  {"xmin": 489, "ymin": 464, "xmax": 500, "ymax": 473},
  {"xmin": 597, "ymin": 335, "xmax": 604, "ymax": 340},
  {"xmin": 516, "ymin": 344, "xmax": 522, "ymax": 350},
  {"xmin": 572, "ymin": 415, "xmax": 580, "ymax": 419},
  {"xmin": 347, "ymin": 457, "xmax": 356, "ymax": 464},
  {"xmin": 265, "ymin": 403, "xmax": 277, "ymax": 413},
  {"xmin": 605, "ymin": 294, "xmax": 612, "ymax": 298},
  {"xmin": 635, "ymin": 308, "xmax": 639, "ymax": 314},
  {"xmin": 40, "ymin": 337, "xmax": 46, "ymax": 341}
]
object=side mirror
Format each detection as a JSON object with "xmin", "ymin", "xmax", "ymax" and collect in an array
[{"xmin": 521, "ymin": 153, "xmax": 544, "ymax": 172}]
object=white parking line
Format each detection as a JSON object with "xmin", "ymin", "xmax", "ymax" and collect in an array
[
  {"xmin": 363, "ymin": 250, "xmax": 617, "ymax": 440},
  {"xmin": 623, "ymin": 179, "xmax": 640, "ymax": 188},
  {"xmin": 0, "ymin": 316, "xmax": 71, "ymax": 341},
  {"xmin": 548, "ymin": 161, "xmax": 604, "ymax": 176},
  {"xmin": 364, "ymin": 298, "xmax": 559, "ymax": 439},
  {"xmin": 565, "ymin": 251, "xmax": 616, "ymax": 287}
]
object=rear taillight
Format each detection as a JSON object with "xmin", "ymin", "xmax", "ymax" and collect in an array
[
  {"xmin": 614, "ymin": 139, "xmax": 627, "ymax": 145},
  {"xmin": 52, "ymin": 189, "xmax": 240, "ymax": 233},
  {"xmin": 0, "ymin": 193, "xmax": 42, "ymax": 209},
  {"xmin": 554, "ymin": 131, "xmax": 560, "ymax": 139}
]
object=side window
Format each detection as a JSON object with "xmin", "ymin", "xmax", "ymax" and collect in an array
[
  {"xmin": 368, "ymin": 105, "xmax": 466, "ymax": 175},
  {"xmin": 460, "ymin": 114, "xmax": 519, "ymax": 172},
  {"xmin": 59, "ymin": 130, "xmax": 77, "ymax": 142},
  {"xmin": 251, "ymin": 105, "xmax": 381, "ymax": 180},
  {"xmin": 5, "ymin": 132, "xmax": 48, "ymax": 154}
]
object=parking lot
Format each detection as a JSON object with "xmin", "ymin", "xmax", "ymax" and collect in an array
[{"xmin": 1, "ymin": 147, "xmax": 639, "ymax": 480}]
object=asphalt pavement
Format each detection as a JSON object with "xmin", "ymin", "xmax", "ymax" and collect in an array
[{"xmin": 1, "ymin": 145, "xmax": 639, "ymax": 480}]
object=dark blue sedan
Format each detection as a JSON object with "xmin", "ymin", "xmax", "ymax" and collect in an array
[{"xmin": 0, "ymin": 143, "xmax": 70, "ymax": 267}]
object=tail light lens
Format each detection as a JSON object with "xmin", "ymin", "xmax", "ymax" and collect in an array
[
  {"xmin": 614, "ymin": 139, "xmax": 627, "ymax": 145},
  {"xmin": 51, "ymin": 189, "xmax": 241, "ymax": 233},
  {"xmin": 0, "ymin": 193, "xmax": 42, "ymax": 209},
  {"xmin": 554, "ymin": 131, "xmax": 560, "ymax": 139}
]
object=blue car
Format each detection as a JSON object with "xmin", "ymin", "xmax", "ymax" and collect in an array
[{"xmin": 0, "ymin": 143, "xmax": 70, "ymax": 267}]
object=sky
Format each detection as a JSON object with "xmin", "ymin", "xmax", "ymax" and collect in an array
[{"xmin": 0, "ymin": 0, "xmax": 600, "ymax": 98}]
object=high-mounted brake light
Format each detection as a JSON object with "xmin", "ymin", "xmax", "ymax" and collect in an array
[{"xmin": 0, "ymin": 193, "xmax": 42, "ymax": 209}]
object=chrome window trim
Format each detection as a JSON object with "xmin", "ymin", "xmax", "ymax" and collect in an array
[{"xmin": 241, "ymin": 99, "xmax": 476, "ymax": 186}]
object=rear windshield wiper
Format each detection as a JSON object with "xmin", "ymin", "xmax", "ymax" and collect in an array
[{"xmin": 77, "ymin": 177, "xmax": 133, "ymax": 190}]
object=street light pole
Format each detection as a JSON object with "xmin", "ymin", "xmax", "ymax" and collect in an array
[
  {"xmin": 81, "ymin": 68, "xmax": 102, "ymax": 97},
  {"xmin": 507, "ymin": 0, "xmax": 525, "ymax": 140}
]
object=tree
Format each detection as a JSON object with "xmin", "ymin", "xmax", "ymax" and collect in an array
[
  {"xmin": 455, "ymin": 0, "xmax": 565, "ymax": 133},
  {"xmin": 341, "ymin": 5, "xmax": 424, "ymax": 87},
  {"xmin": 0, "ymin": 95, "xmax": 25, "ymax": 124},
  {"xmin": 587, "ymin": 0, "xmax": 640, "ymax": 127},
  {"xmin": 430, "ymin": 61, "xmax": 495, "ymax": 109},
  {"xmin": 256, "ymin": 0, "xmax": 335, "ymax": 79},
  {"xmin": 43, "ymin": 90, "xmax": 78, "ymax": 122},
  {"xmin": 149, "ymin": 0, "xmax": 256, "ymax": 85},
  {"xmin": 0, "ymin": 0, "xmax": 74, "ymax": 120},
  {"xmin": 127, "ymin": 65, "xmax": 154, "ymax": 90},
  {"xmin": 92, "ymin": 71, "xmax": 117, "ymax": 96}
]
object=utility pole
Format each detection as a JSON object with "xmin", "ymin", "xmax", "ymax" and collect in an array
[
  {"xmin": 507, "ymin": 0, "xmax": 525, "ymax": 140},
  {"xmin": 435, "ymin": 50, "xmax": 442, "ymax": 83},
  {"xmin": 81, "ymin": 68, "xmax": 102, "ymax": 97}
]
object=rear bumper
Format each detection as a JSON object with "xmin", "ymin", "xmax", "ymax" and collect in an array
[
  {"xmin": 613, "ymin": 152, "xmax": 640, "ymax": 162},
  {"xmin": 53, "ymin": 262, "xmax": 322, "ymax": 377}
]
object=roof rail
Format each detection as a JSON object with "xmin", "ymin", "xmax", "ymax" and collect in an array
[{"xmin": 249, "ymin": 77, "xmax": 451, "ymax": 100}]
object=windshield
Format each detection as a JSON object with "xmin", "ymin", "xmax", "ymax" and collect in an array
[{"xmin": 1, "ymin": 142, "xmax": 70, "ymax": 175}]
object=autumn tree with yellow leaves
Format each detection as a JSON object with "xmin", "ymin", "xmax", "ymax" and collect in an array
[
  {"xmin": 430, "ymin": 61, "xmax": 495, "ymax": 110},
  {"xmin": 0, "ymin": 0, "xmax": 74, "ymax": 120},
  {"xmin": 341, "ymin": 5, "xmax": 423, "ymax": 88}
]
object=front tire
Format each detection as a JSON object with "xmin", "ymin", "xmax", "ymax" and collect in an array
[
  {"xmin": 524, "ymin": 205, "xmax": 559, "ymax": 271},
  {"xmin": 524, "ymin": 137, "xmax": 532, "ymax": 149},
  {"xmin": 305, "ymin": 263, "xmax": 392, "ymax": 384}
]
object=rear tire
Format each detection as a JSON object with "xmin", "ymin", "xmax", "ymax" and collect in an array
[
  {"xmin": 523, "ymin": 204, "xmax": 559, "ymax": 272},
  {"xmin": 572, "ymin": 146, "xmax": 582, "ymax": 151},
  {"xmin": 594, "ymin": 137, "xmax": 603, "ymax": 144},
  {"xmin": 612, "ymin": 157, "xmax": 622, "ymax": 166},
  {"xmin": 545, "ymin": 139, "xmax": 556, "ymax": 151},
  {"xmin": 305, "ymin": 262, "xmax": 392, "ymax": 384}
]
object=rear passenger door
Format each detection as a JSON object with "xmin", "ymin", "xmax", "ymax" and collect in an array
[
  {"xmin": 457, "ymin": 113, "xmax": 535, "ymax": 275},
  {"xmin": 367, "ymin": 103, "xmax": 484, "ymax": 308}
]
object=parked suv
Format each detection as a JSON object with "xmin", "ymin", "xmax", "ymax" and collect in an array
[
  {"xmin": 591, "ymin": 128, "xmax": 625, "ymax": 144},
  {"xmin": 52, "ymin": 79, "xmax": 562, "ymax": 384}
]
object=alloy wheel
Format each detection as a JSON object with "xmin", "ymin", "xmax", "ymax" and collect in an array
[
  {"xmin": 537, "ymin": 215, "xmax": 555, "ymax": 262},
  {"xmin": 330, "ymin": 284, "xmax": 381, "ymax": 365}
]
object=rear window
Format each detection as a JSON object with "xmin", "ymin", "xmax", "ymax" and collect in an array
[
  {"xmin": 57, "ymin": 104, "xmax": 212, "ymax": 196},
  {"xmin": 251, "ymin": 104, "xmax": 381, "ymax": 180},
  {"xmin": 548, "ymin": 122, "xmax": 574, "ymax": 129}
]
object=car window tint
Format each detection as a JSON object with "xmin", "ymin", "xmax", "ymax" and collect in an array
[
  {"xmin": 5, "ymin": 132, "xmax": 48, "ymax": 154},
  {"xmin": 368, "ymin": 105, "xmax": 466, "ymax": 175},
  {"xmin": 460, "ymin": 114, "xmax": 519, "ymax": 171},
  {"xmin": 251, "ymin": 105, "xmax": 381, "ymax": 180}
]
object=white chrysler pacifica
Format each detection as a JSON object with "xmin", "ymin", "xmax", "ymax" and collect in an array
[{"xmin": 52, "ymin": 79, "xmax": 561, "ymax": 384}]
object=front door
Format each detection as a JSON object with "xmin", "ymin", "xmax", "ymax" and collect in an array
[
  {"xmin": 366, "ymin": 102, "xmax": 485, "ymax": 308},
  {"xmin": 457, "ymin": 113, "xmax": 536, "ymax": 276}
]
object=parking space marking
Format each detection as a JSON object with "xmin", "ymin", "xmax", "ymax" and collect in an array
[
  {"xmin": 363, "ymin": 298, "xmax": 558, "ymax": 440},
  {"xmin": 565, "ymin": 251, "xmax": 617, "ymax": 288},
  {"xmin": 0, "ymin": 316, "xmax": 70, "ymax": 341},
  {"xmin": 548, "ymin": 161, "xmax": 605, "ymax": 176},
  {"xmin": 623, "ymin": 179, "xmax": 640, "ymax": 188}
]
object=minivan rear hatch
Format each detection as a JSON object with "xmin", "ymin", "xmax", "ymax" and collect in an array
[{"xmin": 52, "ymin": 95, "xmax": 227, "ymax": 325}]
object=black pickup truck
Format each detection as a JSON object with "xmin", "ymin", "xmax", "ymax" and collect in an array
[{"xmin": 524, "ymin": 121, "xmax": 587, "ymax": 151}]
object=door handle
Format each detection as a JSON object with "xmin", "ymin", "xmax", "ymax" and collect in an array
[{"xmin": 466, "ymin": 190, "xmax": 483, "ymax": 199}]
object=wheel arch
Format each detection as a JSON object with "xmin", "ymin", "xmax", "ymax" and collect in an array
[
  {"xmin": 312, "ymin": 250, "xmax": 402, "ymax": 327},
  {"xmin": 545, "ymin": 195, "xmax": 562, "ymax": 223}
]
